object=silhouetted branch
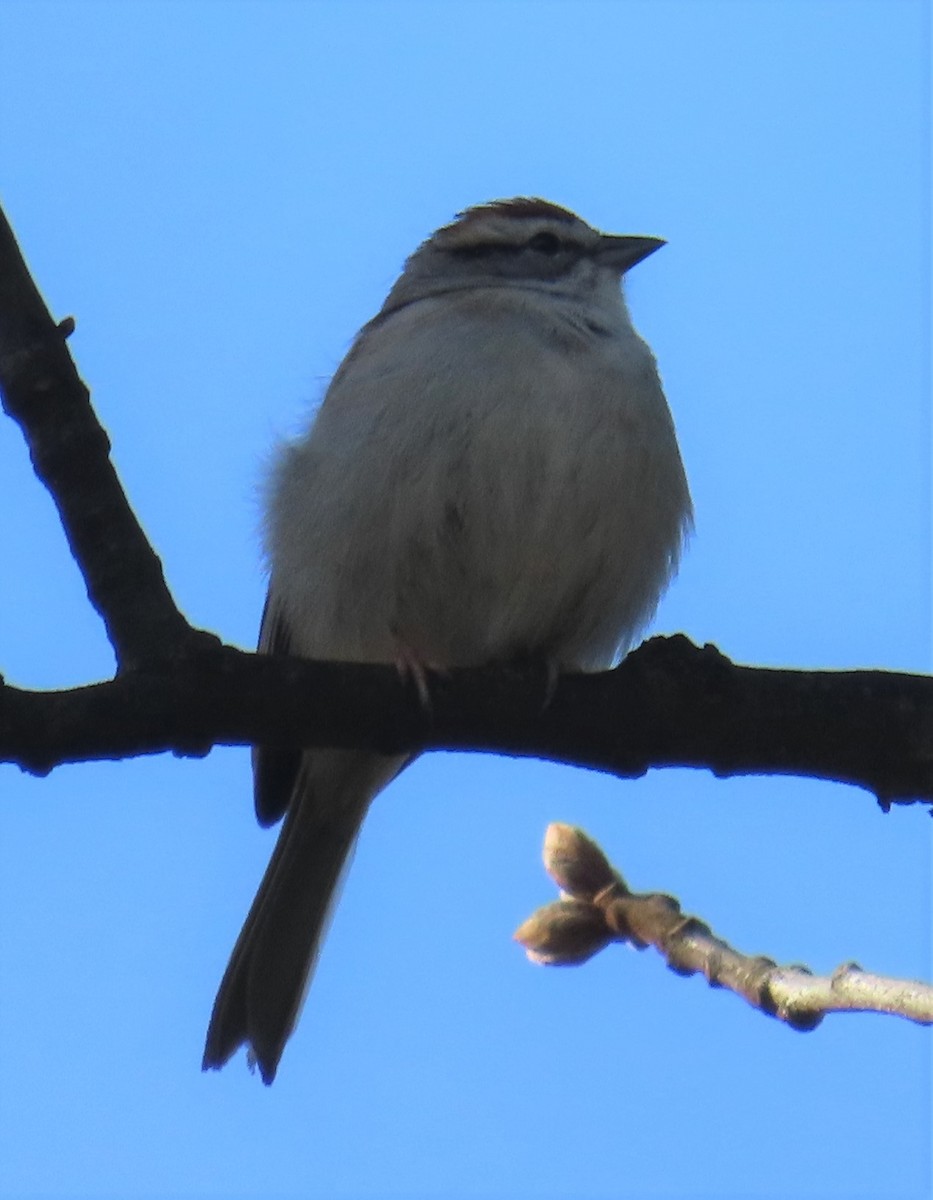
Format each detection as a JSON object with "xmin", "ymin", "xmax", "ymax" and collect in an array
[
  {"xmin": 1, "ymin": 199, "xmax": 932, "ymax": 810},
  {"xmin": 516, "ymin": 824, "xmax": 933, "ymax": 1027},
  {"xmin": 2, "ymin": 639, "xmax": 933, "ymax": 808},
  {"xmin": 0, "ymin": 204, "xmax": 216, "ymax": 670}
]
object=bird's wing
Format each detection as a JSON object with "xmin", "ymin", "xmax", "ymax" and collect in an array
[{"xmin": 252, "ymin": 594, "xmax": 303, "ymax": 827}]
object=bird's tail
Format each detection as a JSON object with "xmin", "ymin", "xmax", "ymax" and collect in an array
[{"xmin": 203, "ymin": 749, "xmax": 404, "ymax": 1084}]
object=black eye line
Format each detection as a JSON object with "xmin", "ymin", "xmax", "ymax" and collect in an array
[
  {"xmin": 449, "ymin": 234, "xmax": 577, "ymax": 262},
  {"xmin": 448, "ymin": 241, "xmax": 523, "ymax": 261}
]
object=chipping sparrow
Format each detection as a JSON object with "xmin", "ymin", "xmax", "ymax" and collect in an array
[{"xmin": 203, "ymin": 197, "xmax": 692, "ymax": 1083}]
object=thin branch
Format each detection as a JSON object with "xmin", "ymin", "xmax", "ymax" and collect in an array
[
  {"xmin": 0, "ymin": 203, "xmax": 216, "ymax": 670},
  {"xmin": 515, "ymin": 824, "xmax": 933, "ymax": 1028}
]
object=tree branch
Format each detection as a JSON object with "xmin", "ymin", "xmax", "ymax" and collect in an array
[
  {"xmin": 1, "ymin": 199, "xmax": 932, "ymax": 810},
  {"xmin": 515, "ymin": 824, "xmax": 933, "ymax": 1028},
  {"xmin": 0, "ymin": 204, "xmax": 216, "ymax": 670},
  {"xmin": 1, "ymin": 638, "xmax": 932, "ymax": 807}
]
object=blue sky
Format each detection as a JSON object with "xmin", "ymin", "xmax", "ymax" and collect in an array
[{"xmin": 0, "ymin": 1, "xmax": 929, "ymax": 1196}]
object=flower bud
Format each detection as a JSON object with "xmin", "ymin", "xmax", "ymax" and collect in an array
[
  {"xmin": 514, "ymin": 899, "xmax": 612, "ymax": 965},
  {"xmin": 543, "ymin": 823, "xmax": 617, "ymax": 900}
]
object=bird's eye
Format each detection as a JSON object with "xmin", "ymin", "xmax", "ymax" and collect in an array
[{"xmin": 527, "ymin": 231, "xmax": 562, "ymax": 255}]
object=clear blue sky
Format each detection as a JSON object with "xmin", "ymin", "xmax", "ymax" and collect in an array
[{"xmin": 0, "ymin": 1, "xmax": 929, "ymax": 1196}]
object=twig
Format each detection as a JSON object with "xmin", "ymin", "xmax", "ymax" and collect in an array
[{"xmin": 515, "ymin": 824, "xmax": 933, "ymax": 1028}]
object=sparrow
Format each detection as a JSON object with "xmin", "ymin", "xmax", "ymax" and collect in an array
[{"xmin": 203, "ymin": 197, "xmax": 692, "ymax": 1083}]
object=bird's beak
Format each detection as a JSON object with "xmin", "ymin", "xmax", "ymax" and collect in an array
[{"xmin": 596, "ymin": 234, "xmax": 666, "ymax": 273}]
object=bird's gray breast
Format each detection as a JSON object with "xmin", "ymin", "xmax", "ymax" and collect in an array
[{"xmin": 270, "ymin": 292, "xmax": 688, "ymax": 671}]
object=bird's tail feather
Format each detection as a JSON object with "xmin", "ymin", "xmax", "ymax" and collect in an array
[{"xmin": 203, "ymin": 749, "xmax": 404, "ymax": 1084}]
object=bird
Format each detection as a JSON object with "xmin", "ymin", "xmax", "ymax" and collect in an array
[{"xmin": 202, "ymin": 197, "xmax": 692, "ymax": 1083}]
